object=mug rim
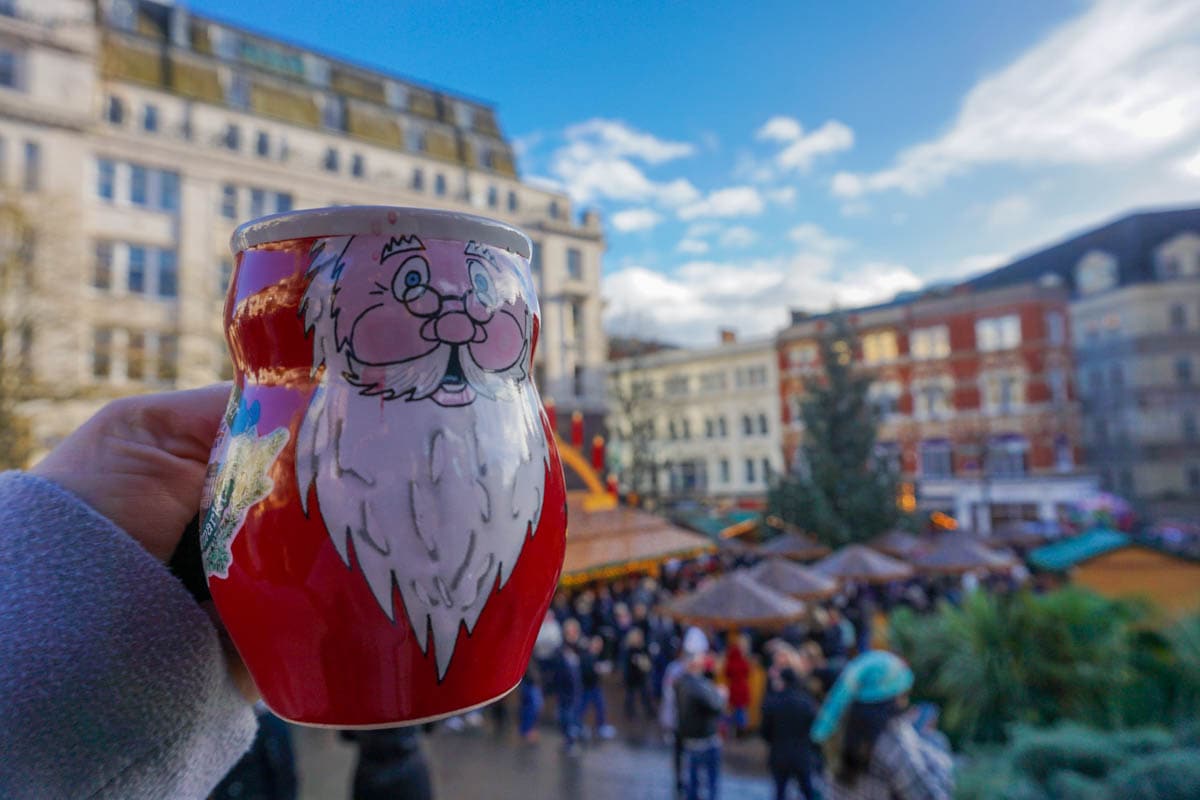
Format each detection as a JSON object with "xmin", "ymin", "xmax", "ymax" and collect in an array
[{"xmin": 231, "ymin": 206, "xmax": 532, "ymax": 259}]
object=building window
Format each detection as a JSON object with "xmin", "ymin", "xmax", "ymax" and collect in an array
[
  {"xmin": 142, "ymin": 104, "xmax": 158, "ymax": 133},
  {"xmin": 735, "ymin": 366, "xmax": 768, "ymax": 388},
  {"xmin": 434, "ymin": 173, "xmax": 446, "ymax": 196},
  {"xmin": 982, "ymin": 371, "xmax": 1025, "ymax": 415},
  {"xmin": 1045, "ymin": 311, "xmax": 1065, "ymax": 346},
  {"xmin": 275, "ymin": 192, "xmax": 293, "ymax": 213},
  {"xmin": 93, "ymin": 242, "xmax": 113, "ymax": 290},
  {"xmin": 986, "ymin": 437, "xmax": 1028, "ymax": 478},
  {"xmin": 681, "ymin": 418, "xmax": 691, "ymax": 440},
  {"xmin": 249, "ymin": 188, "xmax": 267, "ymax": 219},
  {"xmin": 1183, "ymin": 411, "xmax": 1198, "ymax": 442},
  {"xmin": 573, "ymin": 365, "xmax": 584, "ymax": 397},
  {"xmin": 221, "ymin": 184, "xmax": 238, "ymax": 219},
  {"xmin": 1076, "ymin": 250, "xmax": 1118, "ymax": 295},
  {"xmin": 1048, "ymin": 368, "xmax": 1068, "ymax": 404},
  {"xmin": 664, "ymin": 375, "xmax": 689, "ymax": 396},
  {"xmin": 569, "ymin": 300, "xmax": 584, "ymax": 343},
  {"xmin": 763, "ymin": 458, "xmax": 773, "ymax": 483},
  {"xmin": 127, "ymin": 246, "xmax": 146, "ymax": 293},
  {"xmin": 758, "ymin": 413, "xmax": 768, "ymax": 435},
  {"xmin": 406, "ymin": 125, "xmax": 425, "ymax": 153},
  {"xmin": 321, "ymin": 94, "xmax": 345, "ymax": 130},
  {"xmin": 92, "ymin": 328, "xmax": 113, "ymax": 378},
  {"xmin": 129, "ymin": 164, "xmax": 148, "ymax": 206},
  {"xmin": 1054, "ymin": 435, "xmax": 1073, "ymax": 471},
  {"xmin": 920, "ymin": 441, "xmax": 953, "ymax": 478},
  {"xmin": 910, "ymin": 325, "xmax": 950, "ymax": 360},
  {"xmin": 567, "ymin": 248, "xmax": 583, "ymax": 280},
  {"xmin": 21, "ymin": 140, "xmax": 38, "ymax": 192},
  {"xmin": 862, "ymin": 329, "xmax": 898, "ymax": 364},
  {"xmin": 1155, "ymin": 233, "xmax": 1200, "ymax": 280},
  {"xmin": 487, "ymin": 185, "xmax": 498, "ymax": 208},
  {"xmin": 745, "ymin": 458, "xmax": 756, "ymax": 484},
  {"xmin": 126, "ymin": 331, "xmax": 146, "ymax": 380},
  {"xmin": 1170, "ymin": 304, "xmax": 1187, "ymax": 331},
  {"xmin": 323, "ymin": 148, "xmax": 339, "ymax": 172},
  {"xmin": 157, "ymin": 333, "xmax": 179, "ymax": 382},
  {"xmin": 1177, "ymin": 357, "xmax": 1193, "ymax": 385},
  {"xmin": 105, "ymin": 95, "xmax": 124, "ymax": 125},
  {"xmin": 255, "ymin": 131, "xmax": 270, "ymax": 157},
  {"xmin": 719, "ymin": 459, "xmax": 730, "ymax": 484},
  {"xmin": 157, "ymin": 250, "xmax": 178, "ymax": 298},
  {"xmin": 351, "ymin": 154, "xmax": 365, "ymax": 178},
  {"xmin": 159, "ymin": 171, "xmax": 179, "ymax": 212},
  {"xmin": 1188, "ymin": 465, "xmax": 1200, "ymax": 492},
  {"xmin": 0, "ymin": 47, "xmax": 18, "ymax": 89},
  {"xmin": 976, "ymin": 314, "xmax": 1021, "ymax": 352},
  {"xmin": 717, "ymin": 416, "xmax": 727, "ymax": 438},
  {"xmin": 412, "ymin": 168, "xmax": 425, "ymax": 191},
  {"xmin": 223, "ymin": 124, "xmax": 240, "ymax": 151},
  {"xmin": 507, "ymin": 190, "xmax": 518, "ymax": 212},
  {"xmin": 668, "ymin": 420, "xmax": 677, "ymax": 441},
  {"xmin": 868, "ymin": 381, "xmax": 901, "ymax": 418},
  {"xmin": 912, "ymin": 377, "xmax": 952, "ymax": 419},
  {"xmin": 742, "ymin": 414, "xmax": 753, "ymax": 436},
  {"xmin": 704, "ymin": 418, "xmax": 714, "ymax": 438},
  {"xmin": 97, "ymin": 158, "xmax": 116, "ymax": 200},
  {"xmin": 699, "ymin": 371, "xmax": 727, "ymax": 392},
  {"xmin": 548, "ymin": 200, "xmax": 561, "ymax": 219}
]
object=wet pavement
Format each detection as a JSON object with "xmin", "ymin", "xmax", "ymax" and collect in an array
[{"xmin": 293, "ymin": 688, "xmax": 774, "ymax": 799}]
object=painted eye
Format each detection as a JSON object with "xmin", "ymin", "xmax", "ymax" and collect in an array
[
  {"xmin": 392, "ymin": 255, "xmax": 430, "ymax": 302},
  {"xmin": 467, "ymin": 258, "xmax": 496, "ymax": 307}
]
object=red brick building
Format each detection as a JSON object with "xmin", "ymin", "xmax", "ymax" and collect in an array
[{"xmin": 777, "ymin": 281, "xmax": 1096, "ymax": 532}]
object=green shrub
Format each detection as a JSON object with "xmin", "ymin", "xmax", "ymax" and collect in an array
[
  {"xmin": 1106, "ymin": 750, "xmax": 1200, "ymax": 800},
  {"xmin": 1008, "ymin": 724, "xmax": 1122, "ymax": 783}
]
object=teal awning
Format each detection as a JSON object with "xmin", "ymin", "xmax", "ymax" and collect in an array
[{"xmin": 1027, "ymin": 529, "xmax": 1131, "ymax": 572}]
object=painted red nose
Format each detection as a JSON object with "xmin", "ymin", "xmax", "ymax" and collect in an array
[{"xmin": 434, "ymin": 312, "xmax": 476, "ymax": 344}]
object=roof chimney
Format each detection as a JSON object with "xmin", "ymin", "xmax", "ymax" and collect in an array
[{"xmin": 719, "ymin": 328, "xmax": 737, "ymax": 344}]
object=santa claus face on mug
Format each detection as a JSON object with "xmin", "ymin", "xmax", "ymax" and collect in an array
[{"xmin": 296, "ymin": 234, "xmax": 548, "ymax": 679}]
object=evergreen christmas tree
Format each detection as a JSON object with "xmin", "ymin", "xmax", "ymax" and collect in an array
[{"xmin": 767, "ymin": 314, "xmax": 899, "ymax": 547}]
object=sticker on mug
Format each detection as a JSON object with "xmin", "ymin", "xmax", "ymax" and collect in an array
[
  {"xmin": 201, "ymin": 392, "xmax": 290, "ymax": 579},
  {"xmin": 295, "ymin": 234, "xmax": 549, "ymax": 679}
]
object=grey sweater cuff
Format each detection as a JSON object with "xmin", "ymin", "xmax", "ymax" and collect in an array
[{"xmin": 0, "ymin": 471, "xmax": 257, "ymax": 800}]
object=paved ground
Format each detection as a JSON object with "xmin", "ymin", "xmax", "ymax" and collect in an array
[{"xmin": 292, "ymin": 687, "xmax": 776, "ymax": 799}]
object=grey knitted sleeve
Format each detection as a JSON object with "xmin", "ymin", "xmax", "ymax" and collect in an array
[{"xmin": 0, "ymin": 472, "xmax": 257, "ymax": 799}]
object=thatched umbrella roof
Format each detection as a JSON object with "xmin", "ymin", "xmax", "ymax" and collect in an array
[
  {"xmin": 869, "ymin": 529, "xmax": 928, "ymax": 559},
  {"xmin": 758, "ymin": 531, "xmax": 831, "ymax": 561},
  {"xmin": 660, "ymin": 570, "xmax": 807, "ymax": 630},
  {"xmin": 912, "ymin": 536, "xmax": 1017, "ymax": 575},
  {"xmin": 812, "ymin": 544, "xmax": 914, "ymax": 584},
  {"xmin": 749, "ymin": 558, "xmax": 838, "ymax": 601}
]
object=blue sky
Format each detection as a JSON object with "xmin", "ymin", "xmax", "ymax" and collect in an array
[{"xmin": 191, "ymin": 0, "xmax": 1200, "ymax": 344}]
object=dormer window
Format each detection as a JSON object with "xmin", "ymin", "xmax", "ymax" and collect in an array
[
  {"xmin": 1154, "ymin": 232, "xmax": 1200, "ymax": 280},
  {"xmin": 1075, "ymin": 250, "xmax": 1118, "ymax": 295}
]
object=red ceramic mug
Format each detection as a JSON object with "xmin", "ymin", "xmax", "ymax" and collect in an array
[{"xmin": 199, "ymin": 207, "xmax": 567, "ymax": 727}]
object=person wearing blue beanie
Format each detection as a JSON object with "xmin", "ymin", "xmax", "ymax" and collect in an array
[{"xmin": 812, "ymin": 651, "xmax": 953, "ymax": 800}]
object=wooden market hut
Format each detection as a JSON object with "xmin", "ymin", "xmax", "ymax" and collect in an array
[
  {"xmin": 554, "ymin": 430, "xmax": 714, "ymax": 587},
  {"xmin": 1029, "ymin": 530, "xmax": 1200, "ymax": 618}
]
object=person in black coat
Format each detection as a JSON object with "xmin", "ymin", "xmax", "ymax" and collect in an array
[
  {"xmin": 341, "ymin": 728, "xmax": 433, "ymax": 800},
  {"xmin": 760, "ymin": 667, "xmax": 819, "ymax": 800}
]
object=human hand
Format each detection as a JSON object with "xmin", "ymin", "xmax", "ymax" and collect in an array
[
  {"xmin": 32, "ymin": 385, "xmax": 258, "ymax": 701},
  {"xmin": 33, "ymin": 384, "xmax": 230, "ymax": 563}
]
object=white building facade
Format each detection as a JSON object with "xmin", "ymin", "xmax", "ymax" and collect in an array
[
  {"xmin": 0, "ymin": 0, "xmax": 606, "ymax": 454},
  {"xmin": 608, "ymin": 335, "xmax": 784, "ymax": 501}
]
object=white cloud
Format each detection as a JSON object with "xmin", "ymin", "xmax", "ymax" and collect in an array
[
  {"xmin": 756, "ymin": 116, "xmax": 805, "ymax": 142},
  {"xmin": 610, "ymin": 208, "xmax": 664, "ymax": 233},
  {"xmin": 832, "ymin": 0, "xmax": 1200, "ymax": 197},
  {"xmin": 683, "ymin": 221, "xmax": 721, "ymax": 239},
  {"xmin": 719, "ymin": 226, "xmax": 758, "ymax": 247},
  {"xmin": 756, "ymin": 116, "xmax": 855, "ymax": 173},
  {"xmin": 603, "ymin": 257, "xmax": 923, "ymax": 344},
  {"xmin": 1179, "ymin": 147, "xmax": 1200, "ymax": 178},
  {"xmin": 563, "ymin": 119, "xmax": 696, "ymax": 164},
  {"xmin": 524, "ymin": 175, "xmax": 567, "ymax": 195},
  {"xmin": 544, "ymin": 119, "xmax": 698, "ymax": 205},
  {"xmin": 677, "ymin": 238, "xmax": 710, "ymax": 255},
  {"xmin": 788, "ymin": 223, "xmax": 851, "ymax": 254},
  {"xmin": 677, "ymin": 186, "xmax": 766, "ymax": 220},
  {"xmin": 985, "ymin": 194, "xmax": 1034, "ymax": 228},
  {"xmin": 767, "ymin": 186, "xmax": 797, "ymax": 205}
]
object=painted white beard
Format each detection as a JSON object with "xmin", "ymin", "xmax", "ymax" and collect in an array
[{"xmin": 296, "ymin": 377, "xmax": 549, "ymax": 679}]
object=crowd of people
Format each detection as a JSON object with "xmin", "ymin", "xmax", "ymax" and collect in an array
[{"xmin": 512, "ymin": 560, "xmax": 960, "ymax": 800}]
